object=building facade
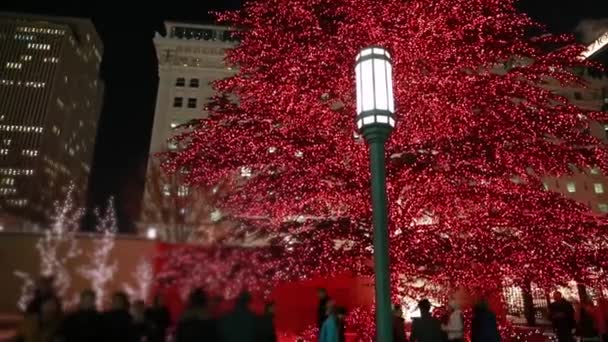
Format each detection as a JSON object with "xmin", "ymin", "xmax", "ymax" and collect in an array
[
  {"xmin": 143, "ymin": 22, "xmax": 236, "ymax": 240},
  {"xmin": 149, "ymin": 22, "xmax": 236, "ymax": 157},
  {"xmin": 0, "ymin": 13, "xmax": 104, "ymax": 224},
  {"xmin": 542, "ymin": 36, "xmax": 608, "ymax": 215}
]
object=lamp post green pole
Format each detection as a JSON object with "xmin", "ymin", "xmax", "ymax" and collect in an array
[
  {"xmin": 355, "ymin": 46, "xmax": 395, "ymax": 342},
  {"xmin": 363, "ymin": 126, "xmax": 393, "ymax": 342}
]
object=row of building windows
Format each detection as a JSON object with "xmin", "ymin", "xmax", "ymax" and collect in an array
[
  {"xmin": 22, "ymin": 150, "xmax": 38, "ymax": 157},
  {"xmin": 17, "ymin": 27, "xmax": 64, "ymax": 35},
  {"xmin": 0, "ymin": 149, "xmax": 40, "ymax": 157},
  {"xmin": 20, "ymin": 55, "xmax": 32, "ymax": 61},
  {"xmin": 176, "ymin": 78, "xmax": 199, "ymax": 88},
  {"xmin": 43, "ymin": 57, "xmax": 59, "ymax": 63},
  {"xmin": 0, "ymin": 79, "xmax": 46, "ymax": 88},
  {"xmin": 0, "ymin": 168, "xmax": 33, "ymax": 176},
  {"xmin": 14, "ymin": 34, "xmax": 35, "ymax": 41},
  {"xmin": 6, "ymin": 199, "xmax": 28, "ymax": 207},
  {"xmin": 6, "ymin": 62, "xmax": 22, "ymax": 69},
  {"xmin": 1, "ymin": 178, "xmax": 14, "ymax": 186},
  {"xmin": 0, "ymin": 187, "xmax": 17, "ymax": 195},
  {"xmin": 170, "ymin": 27, "xmax": 239, "ymax": 42},
  {"xmin": 27, "ymin": 43, "xmax": 50, "ymax": 50},
  {"xmin": 162, "ymin": 184, "xmax": 189, "ymax": 197},
  {"xmin": 561, "ymin": 181, "xmax": 605, "ymax": 194},
  {"xmin": 0, "ymin": 125, "xmax": 43, "ymax": 133},
  {"xmin": 173, "ymin": 97, "xmax": 197, "ymax": 108}
]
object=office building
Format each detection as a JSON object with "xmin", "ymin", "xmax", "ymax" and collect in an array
[
  {"xmin": 149, "ymin": 21, "xmax": 236, "ymax": 156},
  {"xmin": 0, "ymin": 13, "xmax": 104, "ymax": 224},
  {"xmin": 142, "ymin": 22, "xmax": 236, "ymax": 241},
  {"xmin": 541, "ymin": 33, "xmax": 608, "ymax": 215}
]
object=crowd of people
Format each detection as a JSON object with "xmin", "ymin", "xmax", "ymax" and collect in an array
[
  {"xmin": 14, "ymin": 276, "xmax": 608, "ymax": 342},
  {"xmin": 316, "ymin": 288, "xmax": 500, "ymax": 342},
  {"xmin": 548, "ymin": 291, "xmax": 608, "ymax": 342},
  {"xmin": 12, "ymin": 276, "xmax": 277, "ymax": 342}
]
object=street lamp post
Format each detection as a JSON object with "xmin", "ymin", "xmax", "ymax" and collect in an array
[{"xmin": 355, "ymin": 46, "xmax": 395, "ymax": 342}]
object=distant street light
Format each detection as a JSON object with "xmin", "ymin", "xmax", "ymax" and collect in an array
[{"xmin": 146, "ymin": 227, "xmax": 158, "ymax": 240}]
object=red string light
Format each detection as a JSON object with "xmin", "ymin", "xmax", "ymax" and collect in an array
[{"xmin": 161, "ymin": 0, "xmax": 608, "ymax": 338}]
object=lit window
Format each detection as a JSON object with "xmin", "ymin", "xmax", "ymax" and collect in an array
[
  {"xmin": 6, "ymin": 62, "xmax": 22, "ymax": 69},
  {"xmin": 567, "ymin": 182, "xmax": 576, "ymax": 193},
  {"xmin": 170, "ymin": 121, "xmax": 180, "ymax": 129},
  {"xmin": 176, "ymin": 78, "xmax": 185, "ymax": 87},
  {"xmin": 599, "ymin": 204, "xmax": 608, "ymax": 213},
  {"xmin": 177, "ymin": 185, "xmax": 189, "ymax": 197},
  {"xmin": 20, "ymin": 55, "xmax": 32, "ymax": 61},
  {"xmin": 542, "ymin": 182, "xmax": 549, "ymax": 191},
  {"xmin": 189, "ymin": 79, "xmax": 199, "ymax": 88},
  {"xmin": 590, "ymin": 167, "xmax": 601, "ymax": 175},
  {"xmin": 43, "ymin": 57, "xmax": 59, "ymax": 63},
  {"xmin": 595, "ymin": 183, "xmax": 604, "ymax": 194},
  {"xmin": 3, "ymin": 139, "xmax": 10, "ymax": 146},
  {"xmin": 168, "ymin": 141, "xmax": 178, "ymax": 150},
  {"xmin": 162, "ymin": 184, "xmax": 171, "ymax": 196},
  {"xmin": 173, "ymin": 97, "xmax": 183, "ymax": 107},
  {"xmin": 187, "ymin": 98, "xmax": 197, "ymax": 108},
  {"xmin": 0, "ymin": 149, "xmax": 8, "ymax": 155}
]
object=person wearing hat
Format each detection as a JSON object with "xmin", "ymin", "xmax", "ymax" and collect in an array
[{"xmin": 411, "ymin": 299, "xmax": 443, "ymax": 342}]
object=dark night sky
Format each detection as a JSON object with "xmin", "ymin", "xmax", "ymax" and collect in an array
[{"xmin": 0, "ymin": 1, "xmax": 606, "ymax": 231}]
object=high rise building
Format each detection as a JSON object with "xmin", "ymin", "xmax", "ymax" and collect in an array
[
  {"xmin": 142, "ymin": 22, "xmax": 237, "ymax": 240},
  {"xmin": 0, "ymin": 13, "xmax": 104, "ymax": 224}
]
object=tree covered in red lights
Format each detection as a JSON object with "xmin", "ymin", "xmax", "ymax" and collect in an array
[{"xmin": 164, "ymin": 0, "xmax": 608, "ymax": 299}]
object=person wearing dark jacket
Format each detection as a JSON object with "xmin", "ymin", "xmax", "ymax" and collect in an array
[
  {"xmin": 219, "ymin": 291, "xmax": 258, "ymax": 342},
  {"xmin": 15, "ymin": 296, "xmax": 63, "ymax": 342},
  {"xmin": 132, "ymin": 300, "xmax": 152, "ymax": 342},
  {"xmin": 549, "ymin": 291, "xmax": 576, "ymax": 342},
  {"xmin": 59, "ymin": 289, "xmax": 102, "ymax": 342},
  {"xmin": 257, "ymin": 302, "xmax": 277, "ymax": 342},
  {"xmin": 392, "ymin": 304, "xmax": 407, "ymax": 342},
  {"xmin": 25, "ymin": 276, "xmax": 56, "ymax": 316},
  {"xmin": 336, "ymin": 307, "xmax": 347, "ymax": 342},
  {"xmin": 318, "ymin": 288, "xmax": 330, "ymax": 332},
  {"xmin": 578, "ymin": 296, "xmax": 600, "ymax": 341},
  {"xmin": 471, "ymin": 299, "xmax": 500, "ymax": 342},
  {"xmin": 145, "ymin": 295, "xmax": 171, "ymax": 342},
  {"xmin": 174, "ymin": 288, "xmax": 219, "ymax": 342},
  {"xmin": 410, "ymin": 299, "xmax": 443, "ymax": 342},
  {"xmin": 103, "ymin": 292, "xmax": 135, "ymax": 342}
]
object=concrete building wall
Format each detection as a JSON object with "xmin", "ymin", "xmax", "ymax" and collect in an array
[{"xmin": 0, "ymin": 232, "xmax": 156, "ymax": 314}]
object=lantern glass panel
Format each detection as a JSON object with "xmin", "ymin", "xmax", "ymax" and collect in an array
[
  {"xmin": 361, "ymin": 59, "xmax": 374, "ymax": 111},
  {"xmin": 356, "ymin": 63, "xmax": 362, "ymax": 114},
  {"xmin": 387, "ymin": 63, "xmax": 394, "ymax": 112},
  {"xmin": 374, "ymin": 59, "xmax": 388, "ymax": 110}
]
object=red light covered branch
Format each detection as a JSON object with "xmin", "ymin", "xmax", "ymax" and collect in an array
[{"xmin": 162, "ymin": 0, "xmax": 608, "ymax": 315}]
